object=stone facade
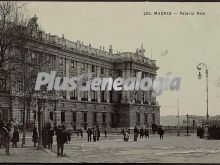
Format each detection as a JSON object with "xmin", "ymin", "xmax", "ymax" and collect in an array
[{"xmin": 0, "ymin": 16, "xmax": 160, "ymax": 130}]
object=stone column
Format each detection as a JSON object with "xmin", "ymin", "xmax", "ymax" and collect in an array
[
  {"xmin": 77, "ymin": 62, "xmax": 81, "ymax": 101},
  {"xmin": 88, "ymin": 65, "xmax": 91, "ymax": 102},
  {"xmin": 125, "ymin": 69, "xmax": 131, "ymax": 103},
  {"xmin": 97, "ymin": 67, "xmax": 101, "ymax": 103},
  {"xmin": 106, "ymin": 69, "xmax": 110, "ymax": 103},
  {"xmin": 66, "ymin": 59, "xmax": 70, "ymax": 100},
  {"xmin": 122, "ymin": 69, "xmax": 126, "ymax": 103}
]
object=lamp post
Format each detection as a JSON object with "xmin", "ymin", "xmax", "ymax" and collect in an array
[
  {"xmin": 197, "ymin": 63, "xmax": 209, "ymax": 120},
  {"xmin": 54, "ymin": 99, "xmax": 58, "ymax": 126},
  {"xmin": 37, "ymin": 98, "xmax": 43, "ymax": 149},
  {"xmin": 186, "ymin": 114, "xmax": 189, "ymax": 136},
  {"xmin": 36, "ymin": 90, "xmax": 46, "ymax": 149},
  {"xmin": 177, "ymin": 100, "xmax": 180, "ymax": 136}
]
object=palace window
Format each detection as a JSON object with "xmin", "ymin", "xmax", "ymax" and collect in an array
[
  {"xmin": 16, "ymin": 81, "xmax": 23, "ymax": 92},
  {"xmin": 136, "ymin": 112, "xmax": 140, "ymax": 123},
  {"xmin": 102, "ymin": 113, "xmax": 106, "ymax": 123},
  {"xmin": 145, "ymin": 114, "xmax": 148, "ymax": 123},
  {"xmin": 83, "ymin": 112, "xmax": 87, "ymax": 123},
  {"xmin": 93, "ymin": 112, "xmax": 97, "ymax": 123},
  {"xmin": 50, "ymin": 111, "xmax": 53, "ymax": 121},
  {"xmin": 20, "ymin": 110, "xmax": 24, "ymax": 122},
  {"xmin": 61, "ymin": 111, "xmax": 65, "ymax": 123},
  {"xmin": 101, "ymin": 91, "xmax": 105, "ymax": 102},
  {"xmin": 101, "ymin": 67, "xmax": 104, "ymax": 75},
  {"xmin": 70, "ymin": 60, "xmax": 75, "ymax": 68},
  {"xmin": 92, "ymin": 65, "xmax": 95, "ymax": 73},
  {"xmin": 152, "ymin": 113, "xmax": 155, "ymax": 123},
  {"xmin": 72, "ymin": 112, "xmax": 77, "ymax": 123}
]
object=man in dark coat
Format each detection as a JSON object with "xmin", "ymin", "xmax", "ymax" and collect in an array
[
  {"xmin": 32, "ymin": 127, "xmax": 38, "ymax": 147},
  {"xmin": 87, "ymin": 128, "xmax": 92, "ymax": 142},
  {"xmin": 97, "ymin": 128, "xmax": 100, "ymax": 141},
  {"xmin": 56, "ymin": 126, "xmax": 67, "ymax": 157},
  {"xmin": 134, "ymin": 126, "xmax": 139, "ymax": 141},
  {"xmin": 93, "ymin": 128, "xmax": 97, "ymax": 142},
  {"xmin": 158, "ymin": 127, "xmax": 164, "ymax": 140},
  {"xmin": 11, "ymin": 127, "xmax": 19, "ymax": 148},
  {"xmin": 144, "ymin": 129, "xmax": 149, "ymax": 139},
  {"xmin": 104, "ymin": 129, "xmax": 107, "ymax": 138},
  {"xmin": 48, "ymin": 128, "xmax": 54, "ymax": 149},
  {"xmin": 42, "ymin": 128, "xmax": 49, "ymax": 148},
  {"xmin": 139, "ymin": 127, "xmax": 144, "ymax": 139}
]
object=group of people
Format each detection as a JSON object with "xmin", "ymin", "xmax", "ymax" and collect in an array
[
  {"xmin": 207, "ymin": 125, "xmax": 220, "ymax": 140},
  {"xmin": 86, "ymin": 127, "xmax": 106, "ymax": 142},
  {"xmin": 197, "ymin": 126, "xmax": 205, "ymax": 139},
  {"xmin": 75, "ymin": 128, "xmax": 83, "ymax": 138},
  {"xmin": 0, "ymin": 120, "xmax": 20, "ymax": 155},
  {"xmin": 32, "ymin": 124, "xmax": 71, "ymax": 157},
  {"xmin": 122, "ymin": 127, "xmax": 150, "ymax": 142},
  {"xmin": 197, "ymin": 125, "xmax": 220, "ymax": 140},
  {"xmin": 121, "ymin": 126, "xmax": 164, "ymax": 141}
]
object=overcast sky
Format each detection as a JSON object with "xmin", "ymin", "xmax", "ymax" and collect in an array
[{"xmin": 26, "ymin": 2, "xmax": 220, "ymax": 116}]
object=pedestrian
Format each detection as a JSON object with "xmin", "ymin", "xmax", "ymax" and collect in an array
[
  {"xmin": 11, "ymin": 127, "xmax": 19, "ymax": 148},
  {"xmin": 48, "ymin": 127, "xmax": 54, "ymax": 149},
  {"xmin": 93, "ymin": 128, "xmax": 97, "ymax": 142},
  {"xmin": 134, "ymin": 126, "xmax": 139, "ymax": 141},
  {"xmin": 124, "ymin": 131, "xmax": 129, "ymax": 142},
  {"xmin": 140, "ymin": 127, "xmax": 144, "ymax": 139},
  {"xmin": 42, "ymin": 127, "xmax": 49, "ymax": 148},
  {"xmin": 32, "ymin": 127, "xmax": 38, "ymax": 147},
  {"xmin": 67, "ymin": 130, "xmax": 71, "ymax": 144},
  {"xmin": 87, "ymin": 128, "xmax": 92, "ymax": 142},
  {"xmin": 104, "ymin": 129, "xmax": 107, "ymax": 138},
  {"xmin": 0, "ymin": 120, "xmax": 4, "ymax": 149},
  {"xmin": 97, "ymin": 128, "xmax": 100, "ymax": 141},
  {"xmin": 56, "ymin": 125, "xmax": 67, "ymax": 157},
  {"xmin": 5, "ymin": 123, "xmax": 11, "ymax": 155},
  {"xmin": 121, "ymin": 128, "xmax": 125, "ymax": 141},
  {"xmin": 76, "ymin": 129, "xmax": 79, "ymax": 138},
  {"xmin": 144, "ymin": 129, "xmax": 149, "ymax": 139},
  {"xmin": 158, "ymin": 127, "xmax": 164, "ymax": 140},
  {"xmin": 80, "ymin": 128, "xmax": 83, "ymax": 138}
]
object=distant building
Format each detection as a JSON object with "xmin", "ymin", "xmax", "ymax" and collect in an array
[{"xmin": 0, "ymin": 16, "xmax": 160, "ymax": 130}]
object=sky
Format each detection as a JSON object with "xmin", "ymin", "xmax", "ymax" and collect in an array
[{"xmin": 26, "ymin": 2, "xmax": 220, "ymax": 116}]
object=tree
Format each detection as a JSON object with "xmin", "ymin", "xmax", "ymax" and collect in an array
[
  {"xmin": 0, "ymin": 1, "xmax": 51, "ymax": 147},
  {"xmin": 0, "ymin": 2, "xmax": 28, "ymax": 69}
]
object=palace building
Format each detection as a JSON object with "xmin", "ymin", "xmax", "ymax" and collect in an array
[{"xmin": 0, "ymin": 16, "xmax": 160, "ymax": 130}]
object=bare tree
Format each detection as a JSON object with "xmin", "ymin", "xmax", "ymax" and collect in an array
[
  {"xmin": 0, "ymin": 1, "xmax": 28, "ymax": 69},
  {"xmin": 0, "ymin": 1, "xmax": 51, "ymax": 147}
]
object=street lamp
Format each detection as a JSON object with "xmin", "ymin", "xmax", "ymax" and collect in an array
[
  {"xmin": 186, "ymin": 114, "xmax": 190, "ymax": 136},
  {"xmin": 197, "ymin": 63, "xmax": 209, "ymax": 120},
  {"xmin": 37, "ymin": 98, "xmax": 43, "ymax": 149},
  {"xmin": 36, "ymin": 91, "xmax": 46, "ymax": 150},
  {"xmin": 177, "ymin": 100, "xmax": 180, "ymax": 136}
]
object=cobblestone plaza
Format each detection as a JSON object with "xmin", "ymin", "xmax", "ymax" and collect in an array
[{"xmin": 1, "ymin": 133, "xmax": 220, "ymax": 163}]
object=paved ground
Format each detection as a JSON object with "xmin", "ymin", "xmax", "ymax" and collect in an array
[{"xmin": 1, "ymin": 132, "xmax": 220, "ymax": 163}]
